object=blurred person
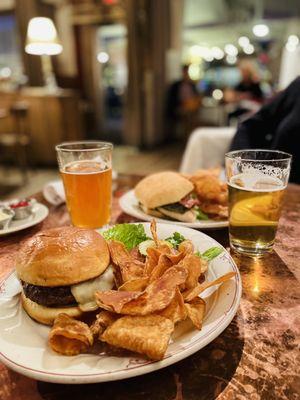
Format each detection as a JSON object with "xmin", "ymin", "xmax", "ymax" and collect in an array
[
  {"xmin": 225, "ymin": 60, "xmax": 263, "ymax": 123},
  {"xmin": 235, "ymin": 59, "xmax": 263, "ymax": 101},
  {"xmin": 230, "ymin": 76, "xmax": 300, "ymax": 183},
  {"xmin": 166, "ymin": 65, "xmax": 201, "ymax": 140}
]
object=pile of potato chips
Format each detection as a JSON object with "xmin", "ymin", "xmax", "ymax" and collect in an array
[{"xmin": 49, "ymin": 221, "xmax": 235, "ymax": 361}]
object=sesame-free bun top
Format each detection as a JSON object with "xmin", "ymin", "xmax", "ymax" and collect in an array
[
  {"xmin": 135, "ymin": 171, "xmax": 194, "ymax": 209},
  {"xmin": 16, "ymin": 226, "xmax": 110, "ymax": 287}
]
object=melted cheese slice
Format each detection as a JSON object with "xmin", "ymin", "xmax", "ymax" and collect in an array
[{"xmin": 71, "ymin": 265, "xmax": 114, "ymax": 312}]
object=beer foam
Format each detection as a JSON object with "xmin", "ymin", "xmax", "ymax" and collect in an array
[
  {"xmin": 232, "ymin": 158, "xmax": 289, "ymax": 184},
  {"xmin": 229, "ymin": 172, "xmax": 285, "ymax": 192},
  {"xmin": 63, "ymin": 160, "xmax": 109, "ymax": 174}
]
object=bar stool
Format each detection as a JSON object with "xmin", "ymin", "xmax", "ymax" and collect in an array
[{"xmin": 0, "ymin": 101, "xmax": 30, "ymax": 184}]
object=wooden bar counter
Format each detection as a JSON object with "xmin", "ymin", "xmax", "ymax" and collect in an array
[
  {"xmin": 0, "ymin": 175, "xmax": 299, "ymax": 400},
  {"xmin": 0, "ymin": 87, "xmax": 84, "ymax": 165}
]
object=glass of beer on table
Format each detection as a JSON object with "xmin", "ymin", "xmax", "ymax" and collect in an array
[
  {"xmin": 225, "ymin": 150, "xmax": 291, "ymax": 256},
  {"xmin": 56, "ymin": 141, "xmax": 113, "ymax": 229}
]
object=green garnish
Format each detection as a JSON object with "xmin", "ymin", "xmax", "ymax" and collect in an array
[
  {"xmin": 165, "ymin": 232, "xmax": 186, "ymax": 248},
  {"xmin": 194, "ymin": 206, "xmax": 209, "ymax": 220},
  {"xmin": 199, "ymin": 246, "xmax": 223, "ymax": 261},
  {"xmin": 102, "ymin": 223, "xmax": 147, "ymax": 250}
]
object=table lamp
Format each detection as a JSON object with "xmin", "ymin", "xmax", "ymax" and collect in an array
[{"xmin": 25, "ymin": 17, "xmax": 63, "ymax": 90}]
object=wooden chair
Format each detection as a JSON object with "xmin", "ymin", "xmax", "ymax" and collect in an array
[{"xmin": 0, "ymin": 101, "xmax": 30, "ymax": 184}]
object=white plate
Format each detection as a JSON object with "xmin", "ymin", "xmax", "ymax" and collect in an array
[
  {"xmin": 0, "ymin": 203, "xmax": 49, "ymax": 236},
  {"xmin": 119, "ymin": 190, "xmax": 228, "ymax": 229},
  {"xmin": 0, "ymin": 223, "xmax": 241, "ymax": 384}
]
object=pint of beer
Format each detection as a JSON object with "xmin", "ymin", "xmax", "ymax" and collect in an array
[
  {"xmin": 225, "ymin": 150, "xmax": 291, "ymax": 256},
  {"xmin": 56, "ymin": 142, "xmax": 113, "ymax": 229}
]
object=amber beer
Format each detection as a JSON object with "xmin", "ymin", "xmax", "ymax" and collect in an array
[
  {"xmin": 61, "ymin": 161, "xmax": 112, "ymax": 228},
  {"xmin": 56, "ymin": 141, "xmax": 113, "ymax": 229},
  {"xmin": 228, "ymin": 173, "xmax": 285, "ymax": 253}
]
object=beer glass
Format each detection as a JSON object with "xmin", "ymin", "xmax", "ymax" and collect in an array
[
  {"xmin": 56, "ymin": 141, "xmax": 113, "ymax": 229},
  {"xmin": 225, "ymin": 150, "xmax": 291, "ymax": 256}
]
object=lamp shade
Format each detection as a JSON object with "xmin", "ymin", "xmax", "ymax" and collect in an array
[{"xmin": 25, "ymin": 17, "xmax": 63, "ymax": 56}]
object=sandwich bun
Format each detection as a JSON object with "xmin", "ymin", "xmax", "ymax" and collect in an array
[
  {"xmin": 21, "ymin": 292, "xmax": 82, "ymax": 326},
  {"xmin": 16, "ymin": 226, "xmax": 110, "ymax": 287},
  {"xmin": 135, "ymin": 171, "xmax": 194, "ymax": 209}
]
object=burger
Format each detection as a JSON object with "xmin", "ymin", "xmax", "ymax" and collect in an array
[
  {"xmin": 135, "ymin": 171, "xmax": 198, "ymax": 223},
  {"xmin": 16, "ymin": 226, "xmax": 112, "ymax": 325}
]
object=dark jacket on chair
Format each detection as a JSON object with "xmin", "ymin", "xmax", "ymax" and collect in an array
[{"xmin": 230, "ymin": 77, "xmax": 300, "ymax": 183}]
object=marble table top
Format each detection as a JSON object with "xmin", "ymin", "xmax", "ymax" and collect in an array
[{"xmin": 0, "ymin": 174, "xmax": 299, "ymax": 400}]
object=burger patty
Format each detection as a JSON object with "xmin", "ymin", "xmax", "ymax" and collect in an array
[{"xmin": 21, "ymin": 281, "xmax": 77, "ymax": 307}]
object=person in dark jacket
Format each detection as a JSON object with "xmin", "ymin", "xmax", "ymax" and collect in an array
[
  {"xmin": 166, "ymin": 65, "xmax": 201, "ymax": 140},
  {"xmin": 230, "ymin": 76, "xmax": 300, "ymax": 183}
]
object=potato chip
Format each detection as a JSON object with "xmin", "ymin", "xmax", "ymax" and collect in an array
[
  {"xmin": 95, "ymin": 290, "xmax": 142, "ymax": 313},
  {"xmin": 129, "ymin": 247, "xmax": 145, "ymax": 263},
  {"xmin": 185, "ymin": 298, "xmax": 206, "ymax": 330},
  {"xmin": 108, "ymin": 240, "xmax": 145, "ymax": 282},
  {"xmin": 183, "ymin": 271, "xmax": 236, "ymax": 302},
  {"xmin": 119, "ymin": 260, "xmax": 146, "ymax": 282},
  {"xmin": 113, "ymin": 266, "xmax": 123, "ymax": 288},
  {"xmin": 177, "ymin": 254, "xmax": 202, "ymax": 290},
  {"xmin": 149, "ymin": 253, "xmax": 173, "ymax": 282},
  {"xmin": 121, "ymin": 266, "xmax": 188, "ymax": 315},
  {"xmin": 108, "ymin": 240, "xmax": 130, "ymax": 266},
  {"xmin": 159, "ymin": 288, "xmax": 187, "ymax": 324},
  {"xmin": 118, "ymin": 277, "xmax": 149, "ymax": 291},
  {"xmin": 101, "ymin": 315, "xmax": 174, "ymax": 360},
  {"xmin": 165, "ymin": 251, "xmax": 185, "ymax": 265},
  {"xmin": 49, "ymin": 313, "xmax": 93, "ymax": 356},
  {"xmin": 178, "ymin": 240, "xmax": 194, "ymax": 255},
  {"xmin": 144, "ymin": 247, "xmax": 159, "ymax": 276},
  {"xmin": 150, "ymin": 219, "xmax": 159, "ymax": 246},
  {"xmin": 96, "ymin": 266, "xmax": 188, "ymax": 315},
  {"xmin": 90, "ymin": 310, "xmax": 118, "ymax": 338}
]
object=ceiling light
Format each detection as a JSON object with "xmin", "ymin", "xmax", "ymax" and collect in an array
[
  {"xmin": 203, "ymin": 53, "xmax": 214, "ymax": 62},
  {"xmin": 238, "ymin": 36, "xmax": 250, "ymax": 47},
  {"xmin": 190, "ymin": 45, "xmax": 202, "ymax": 56},
  {"xmin": 211, "ymin": 46, "xmax": 224, "ymax": 60},
  {"xmin": 243, "ymin": 44, "xmax": 255, "ymax": 55},
  {"xmin": 285, "ymin": 42, "xmax": 297, "ymax": 52},
  {"xmin": 190, "ymin": 46, "xmax": 213, "ymax": 61},
  {"xmin": 225, "ymin": 44, "xmax": 238, "ymax": 56},
  {"xmin": 97, "ymin": 51, "xmax": 109, "ymax": 63},
  {"xmin": 0, "ymin": 67, "xmax": 12, "ymax": 78},
  {"xmin": 288, "ymin": 35, "xmax": 299, "ymax": 46},
  {"xmin": 226, "ymin": 55, "xmax": 237, "ymax": 64},
  {"xmin": 252, "ymin": 23, "xmax": 269, "ymax": 38},
  {"xmin": 212, "ymin": 89, "xmax": 223, "ymax": 100},
  {"xmin": 188, "ymin": 64, "xmax": 201, "ymax": 80},
  {"xmin": 25, "ymin": 17, "xmax": 62, "ymax": 56}
]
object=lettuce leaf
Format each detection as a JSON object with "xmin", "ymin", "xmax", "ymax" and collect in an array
[
  {"xmin": 102, "ymin": 224, "xmax": 147, "ymax": 250},
  {"xmin": 194, "ymin": 206, "xmax": 209, "ymax": 220},
  {"xmin": 165, "ymin": 232, "xmax": 186, "ymax": 248}
]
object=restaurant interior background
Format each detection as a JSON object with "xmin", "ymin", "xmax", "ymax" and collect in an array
[{"xmin": 0, "ymin": 0, "xmax": 300, "ymax": 198}]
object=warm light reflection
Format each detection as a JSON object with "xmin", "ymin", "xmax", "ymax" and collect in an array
[
  {"xmin": 251, "ymin": 258, "xmax": 263, "ymax": 296},
  {"xmin": 253, "ymin": 283, "xmax": 260, "ymax": 294}
]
